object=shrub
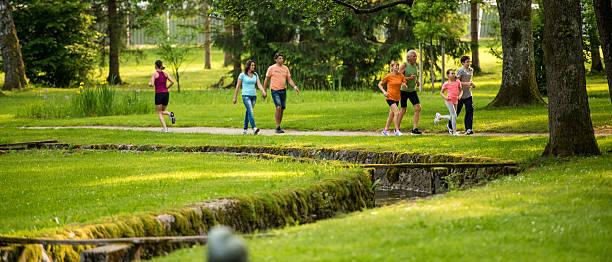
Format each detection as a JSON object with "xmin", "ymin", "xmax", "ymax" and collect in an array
[{"xmin": 12, "ymin": 0, "xmax": 99, "ymax": 88}]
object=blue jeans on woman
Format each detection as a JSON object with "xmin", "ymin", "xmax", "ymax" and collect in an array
[{"xmin": 242, "ymin": 95, "xmax": 257, "ymax": 130}]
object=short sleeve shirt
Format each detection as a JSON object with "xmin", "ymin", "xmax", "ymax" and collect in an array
[
  {"xmin": 442, "ymin": 79, "xmax": 461, "ymax": 104},
  {"xmin": 382, "ymin": 73, "xmax": 406, "ymax": 102},
  {"xmin": 239, "ymin": 72, "xmax": 258, "ymax": 96},
  {"xmin": 455, "ymin": 67, "xmax": 473, "ymax": 99},
  {"xmin": 403, "ymin": 62, "xmax": 418, "ymax": 92},
  {"xmin": 266, "ymin": 65, "xmax": 290, "ymax": 91}
]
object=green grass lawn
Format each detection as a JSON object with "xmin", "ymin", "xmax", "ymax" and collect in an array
[
  {"xmin": 151, "ymin": 153, "xmax": 612, "ymax": 262},
  {"xmin": 0, "ymin": 150, "xmax": 347, "ymax": 235},
  {"xmin": 1, "ymin": 47, "xmax": 610, "ymax": 133}
]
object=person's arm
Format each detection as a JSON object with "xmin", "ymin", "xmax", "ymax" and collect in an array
[
  {"xmin": 458, "ymin": 84, "xmax": 463, "ymax": 99},
  {"xmin": 256, "ymin": 77, "xmax": 267, "ymax": 99},
  {"xmin": 399, "ymin": 62, "xmax": 406, "ymax": 75},
  {"xmin": 378, "ymin": 81, "xmax": 388, "ymax": 98},
  {"xmin": 233, "ymin": 78, "xmax": 242, "ymax": 104},
  {"xmin": 165, "ymin": 72, "xmax": 175, "ymax": 88},
  {"xmin": 287, "ymin": 73, "xmax": 299, "ymax": 94},
  {"xmin": 440, "ymin": 86, "xmax": 447, "ymax": 100},
  {"xmin": 149, "ymin": 72, "xmax": 156, "ymax": 87}
]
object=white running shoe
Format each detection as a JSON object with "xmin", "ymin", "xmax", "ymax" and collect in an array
[
  {"xmin": 381, "ymin": 130, "xmax": 390, "ymax": 136},
  {"xmin": 434, "ymin": 113, "xmax": 441, "ymax": 124},
  {"xmin": 452, "ymin": 132, "xmax": 460, "ymax": 136},
  {"xmin": 161, "ymin": 128, "xmax": 169, "ymax": 133},
  {"xmin": 243, "ymin": 129, "xmax": 250, "ymax": 135},
  {"xmin": 394, "ymin": 130, "xmax": 403, "ymax": 136}
]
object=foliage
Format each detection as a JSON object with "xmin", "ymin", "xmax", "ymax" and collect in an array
[
  {"xmin": 20, "ymin": 83, "xmax": 150, "ymax": 118},
  {"xmin": 581, "ymin": 0, "xmax": 603, "ymax": 72},
  {"xmin": 144, "ymin": 16, "xmax": 197, "ymax": 93},
  {"xmin": 411, "ymin": 0, "xmax": 469, "ymax": 84},
  {"xmin": 12, "ymin": 0, "xmax": 100, "ymax": 88}
]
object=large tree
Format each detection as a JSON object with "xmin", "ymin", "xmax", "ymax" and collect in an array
[
  {"xmin": 202, "ymin": 0, "xmax": 211, "ymax": 69},
  {"xmin": 469, "ymin": 0, "xmax": 481, "ymax": 73},
  {"xmin": 0, "ymin": 0, "xmax": 27, "ymax": 91},
  {"xmin": 593, "ymin": 0, "xmax": 612, "ymax": 103},
  {"xmin": 107, "ymin": 0, "xmax": 122, "ymax": 84},
  {"xmin": 541, "ymin": 0, "xmax": 600, "ymax": 156},
  {"xmin": 488, "ymin": 0, "xmax": 544, "ymax": 107}
]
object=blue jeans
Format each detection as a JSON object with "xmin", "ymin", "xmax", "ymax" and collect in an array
[{"xmin": 242, "ymin": 95, "xmax": 257, "ymax": 129}]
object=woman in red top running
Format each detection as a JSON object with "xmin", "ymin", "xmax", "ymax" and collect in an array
[{"xmin": 148, "ymin": 60, "xmax": 176, "ymax": 132}]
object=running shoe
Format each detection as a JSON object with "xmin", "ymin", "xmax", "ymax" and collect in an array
[
  {"xmin": 452, "ymin": 132, "xmax": 460, "ymax": 136},
  {"xmin": 253, "ymin": 128, "xmax": 260, "ymax": 135},
  {"xmin": 381, "ymin": 130, "xmax": 389, "ymax": 136},
  {"xmin": 434, "ymin": 113, "xmax": 441, "ymax": 124},
  {"xmin": 162, "ymin": 128, "xmax": 169, "ymax": 133},
  {"xmin": 465, "ymin": 129, "xmax": 474, "ymax": 135},
  {"xmin": 411, "ymin": 128, "xmax": 422, "ymax": 135},
  {"xmin": 275, "ymin": 127, "xmax": 285, "ymax": 134},
  {"xmin": 170, "ymin": 112, "xmax": 176, "ymax": 124},
  {"xmin": 394, "ymin": 130, "xmax": 403, "ymax": 136},
  {"xmin": 243, "ymin": 129, "xmax": 249, "ymax": 135}
]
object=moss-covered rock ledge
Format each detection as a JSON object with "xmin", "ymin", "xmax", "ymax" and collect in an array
[
  {"xmin": 1, "ymin": 171, "xmax": 373, "ymax": 262},
  {"xmin": 49, "ymin": 144, "xmax": 511, "ymax": 164}
]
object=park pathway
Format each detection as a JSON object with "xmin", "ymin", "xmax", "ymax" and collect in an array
[{"xmin": 24, "ymin": 126, "xmax": 612, "ymax": 137}]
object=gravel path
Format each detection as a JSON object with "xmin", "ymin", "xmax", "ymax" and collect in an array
[{"xmin": 25, "ymin": 126, "xmax": 612, "ymax": 137}]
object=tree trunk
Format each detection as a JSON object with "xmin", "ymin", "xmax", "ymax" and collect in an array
[
  {"xmin": 232, "ymin": 22, "xmax": 241, "ymax": 83},
  {"xmin": 107, "ymin": 0, "xmax": 122, "ymax": 85},
  {"xmin": 591, "ymin": 42, "xmax": 603, "ymax": 72},
  {"xmin": 470, "ymin": 0, "xmax": 480, "ymax": 73},
  {"xmin": 223, "ymin": 18, "xmax": 232, "ymax": 67},
  {"xmin": 488, "ymin": 0, "xmax": 545, "ymax": 107},
  {"xmin": 593, "ymin": 0, "xmax": 612, "ymax": 103},
  {"xmin": 541, "ymin": 0, "xmax": 600, "ymax": 157},
  {"xmin": 0, "ymin": 0, "xmax": 27, "ymax": 91},
  {"xmin": 203, "ymin": 0, "xmax": 211, "ymax": 69}
]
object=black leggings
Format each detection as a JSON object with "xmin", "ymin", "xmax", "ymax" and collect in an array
[{"xmin": 448, "ymin": 96, "xmax": 473, "ymax": 130}]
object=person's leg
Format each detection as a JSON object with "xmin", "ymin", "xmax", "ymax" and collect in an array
[
  {"xmin": 445, "ymin": 102, "xmax": 458, "ymax": 133},
  {"xmin": 242, "ymin": 96, "xmax": 253, "ymax": 130},
  {"xmin": 464, "ymin": 96, "xmax": 474, "ymax": 131},
  {"xmin": 413, "ymin": 103, "xmax": 421, "ymax": 130},
  {"xmin": 455, "ymin": 98, "xmax": 464, "ymax": 131},
  {"xmin": 398, "ymin": 91, "xmax": 408, "ymax": 128},
  {"xmin": 385, "ymin": 109, "xmax": 393, "ymax": 131},
  {"xmin": 157, "ymin": 104, "xmax": 167, "ymax": 129},
  {"xmin": 391, "ymin": 104, "xmax": 401, "ymax": 132}
]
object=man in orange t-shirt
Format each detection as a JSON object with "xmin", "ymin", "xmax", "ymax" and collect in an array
[
  {"xmin": 378, "ymin": 61, "xmax": 407, "ymax": 136},
  {"xmin": 263, "ymin": 53, "xmax": 300, "ymax": 134}
]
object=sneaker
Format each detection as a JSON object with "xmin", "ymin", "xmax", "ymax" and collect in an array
[
  {"xmin": 465, "ymin": 129, "xmax": 474, "ymax": 135},
  {"xmin": 161, "ymin": 128, "xmax": 169, "ymax": 133},
  {"xmin": 411, "ymin": 128, "xmax": 422, "ymax": 135},
  {"xmin": 170, "ymin": 112, "xmax": 175, "ymax": 124},
  {"xmin": 275, "ymin": 127, "xmax": 285, "ymax": 134},
  {"xmin": 243, "ymin": 129, "xmax": 249, "ymax": 135},
  {"xmin": 381, "ymin": 130, "xmax": 389, "ymax": 136},
  {"xmin": 452, "ymin": 132, "xmax": 460, "ymax": 136},
  {"xmin": 434, "ymin": 113, "xmax": 441, "ymax": 124},
  {"xmin": 394, "ymin": 130, "xmax": 403, "ymax": 136},
  {"xmin": 253, "ymin": 128, "xmax": 260, "ymax": 135}
]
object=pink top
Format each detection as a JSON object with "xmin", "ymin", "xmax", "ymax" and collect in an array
[
  {"xmin": 154, "ymin": 71, "xmax": 168, "ymax": 93},
  {"xmin": 442, "ymin": 79, "xmax": 461, "ymax": 104}
]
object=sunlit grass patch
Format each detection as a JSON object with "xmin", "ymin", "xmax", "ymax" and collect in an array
[{"xmin": 0, "ymin": 150, "xmax": 348, "ymax": 235}]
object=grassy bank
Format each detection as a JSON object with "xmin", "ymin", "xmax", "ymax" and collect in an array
[
  {"xmin": 0, "ymin": 150, "xmax": 347, "ymax": 235},
  {"xmin": 152, "ymin": 153, "xmax": 612, "ymax": 262}
]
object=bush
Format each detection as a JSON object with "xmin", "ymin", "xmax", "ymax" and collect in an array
[
  {"xmin": 20, "ymin": 84, "xmax": 152, "ymax": 119},
  {"xmin": 12, "ymin": 0, "xmax": 99, "ymax": 88}
]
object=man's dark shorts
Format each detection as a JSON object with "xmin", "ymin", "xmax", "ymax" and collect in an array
[
  {"xmin": 271, "ymin": 89, "xmax": 287, "ymax": 109},
  {"xmin": 155, "ymin": 92, "xmax": 169, "ymax": 106},
  {"xmin": 400, "ymin": 91, "xmax": 420, "ymax": 108}
]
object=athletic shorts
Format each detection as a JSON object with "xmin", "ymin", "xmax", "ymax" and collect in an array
[
  {"xmin": 400, "ymin": 91, "xmax": 420, "ymax": 108},
  {"xmin": 386, "ymin": 99, "xmax": 399, "ymax": 107},
  {"xmin": 271, "ymin": 89, "xmax": 287, "ymax": 109},
  {"xmin": 155, "ymin": 92, "xmax": 169, "ymax": 106}
]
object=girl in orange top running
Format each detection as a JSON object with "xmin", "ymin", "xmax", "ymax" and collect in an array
[{"xmin": 378, "ymin": 61, "xmax": 407, "ymax": 136}]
